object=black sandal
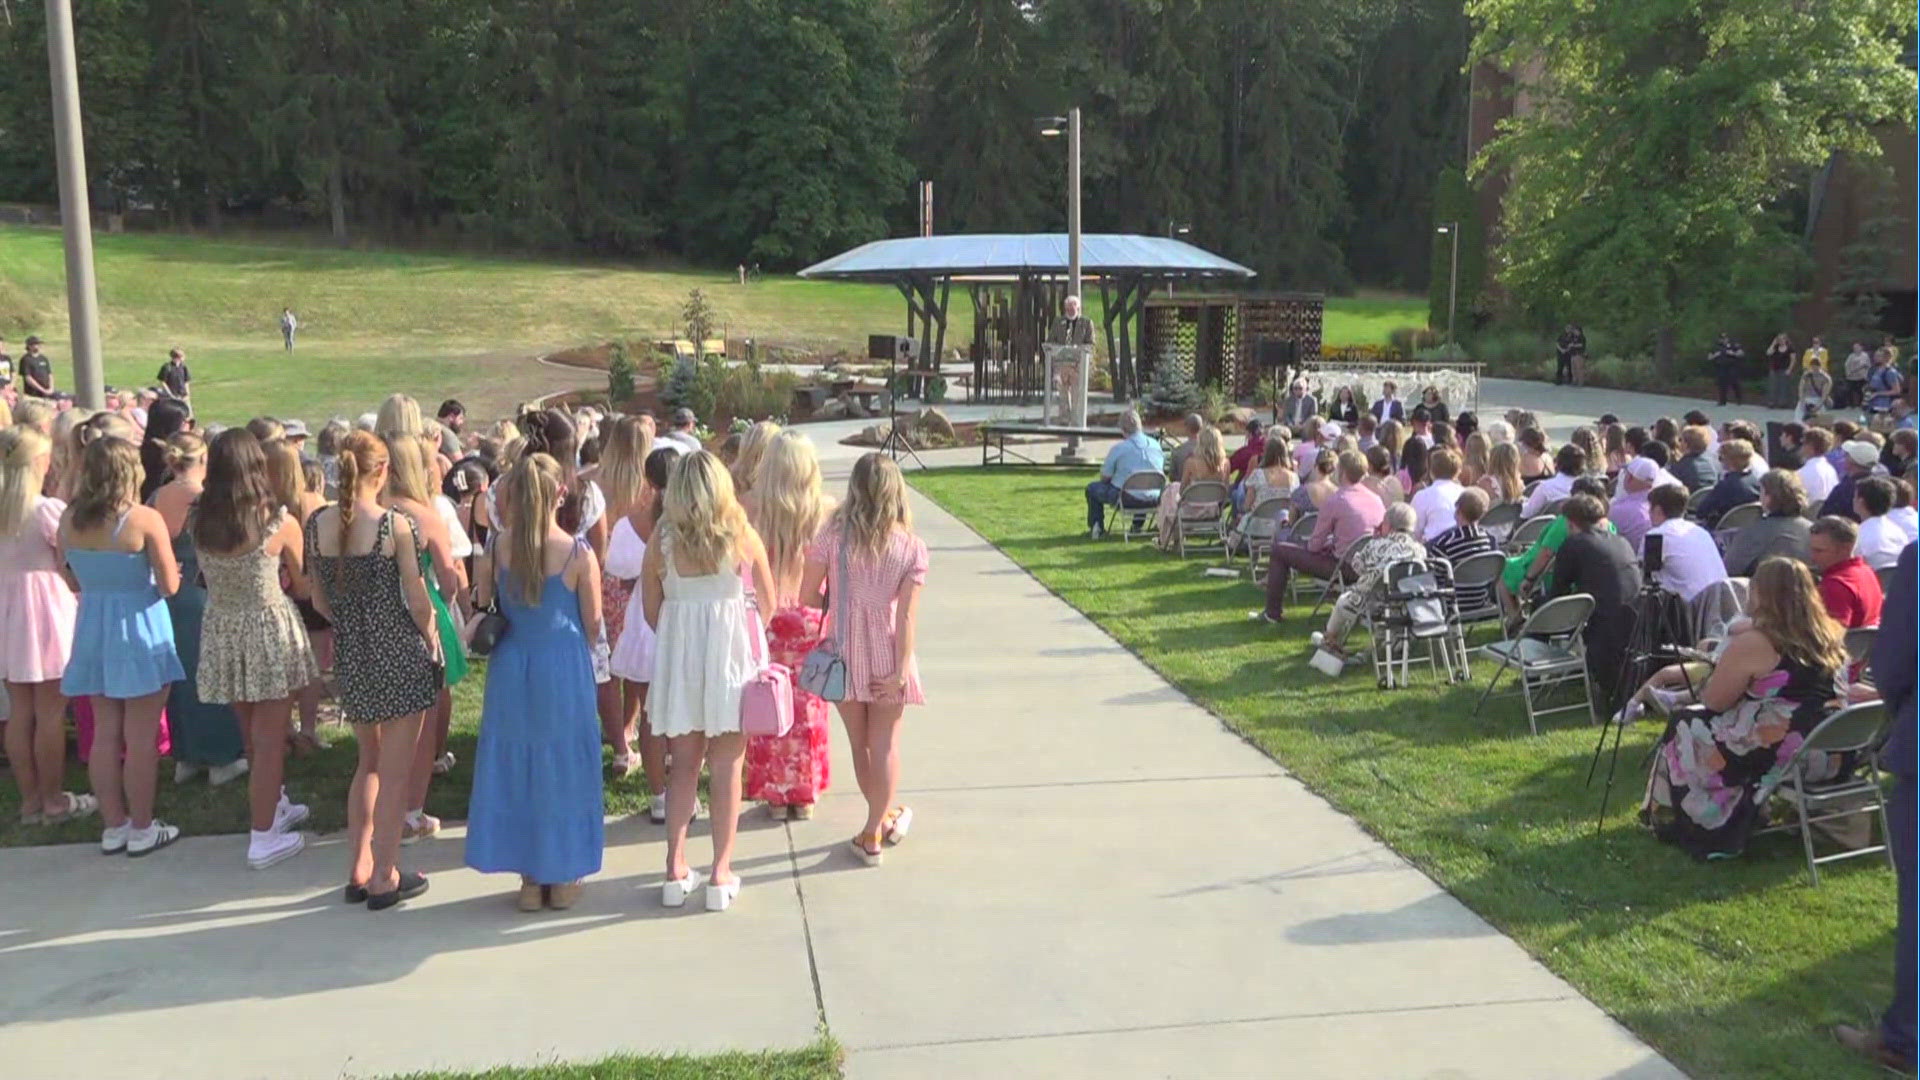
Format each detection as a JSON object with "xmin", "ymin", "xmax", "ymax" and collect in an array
[{"xmin": 366, "ymin": 871, "xmax": 429, "ymax": 911}]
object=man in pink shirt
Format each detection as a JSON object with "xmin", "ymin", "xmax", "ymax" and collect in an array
[{"xmin": 1257, "ymin": 450, "xmax": 1384, "ymax": 622}]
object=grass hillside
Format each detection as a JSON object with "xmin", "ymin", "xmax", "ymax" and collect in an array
[{"xmin": 0, "ymin": 227, "xmax": 1425, "ymax": 422}]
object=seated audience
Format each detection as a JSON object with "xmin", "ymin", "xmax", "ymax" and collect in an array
[
  {"xmin": 1479, "ymin": 441, "xmax": 1525, "ymax": 506},
  {"xmin": 1502, "ymin": 475, "xmax": 1614, "ymax": 609},
  {"xmin": 1419, "ymin": 386, "xmax": 1449, "ymax": 424},
  {"xmin": 1362, "ymin": 444, "xmax": 1404, "ymax": 506},
  {"xmin": 1644, "ymin": 484, "xmax": 1727, "ymax": 603},
  {"xmin": 1228, "ymin": 419, "xmax": 1266, "ymax": 487},
  {"xmin": 1722, "ymin": 469, "xmax": 1814, "ymax": 577},
  {"xmin": 1522, "ymin": 443, "xmax": 1587, "ymax": 518},
  {"xmin": 1611, "ymin": 458, "xmax": 1664, "ymax": 555},
  {"xmin": 1821, "ymin": 440, "xmax": 1882, "ymax": 521},
  {"xmin": 1643, "ymin": 558, "xmax": 1847, "ymax": 860},
  {"xmin": 1256, "ymin": 451, "xmax": 1383, "ymax": 623},
  {"xmin": 1165, "ymin": 412, "xmax": 1205, "ymax": 479},
  {"xmin": 1460, "ymin": 431, "xmax": 1491, "ymax": 487},
  {"xmin": 1853, "ymin": 477, "xmax": 1910, "ymax": 571},
  {"xmin": 1808, "ymin": 515, "xmax": 1883, "ymax": 628},
  {"xmin": 1279, "ymin": 380, "xmax": 1318, "ymax": 427},
  {"xmin": 1083, "ymin": 409, "xmax": 1164, "ymax": 538},
  {"xmin": 1292, "ymin": 417, "xmax": 1325, "ymax": 476},
  {"xmin": 1670, "ymin": 426, "xmax": 1719, "ymax": 492},
  {"xmin": 1693, "ymin": 439, "xmax": 1761, "ymax": 527},
  {"xmin": 1355, "ymin": 413, "xmax": 1378, "ymax": 451},
  {"xmin": 1311, "ymin": 502, "xmax": 1425, "ymax": 664},
  {"xmin": 1517, "ymin": 427, "xmax": 1553, "ymax": 482},
  {"xmin": 1428, "ymin": 488, "xmax": 1501, "ymax": 611},
  {"xmin": 1327, "ymin": 385, "xmax": 1362, "ymax": 426},
  {"xmin": 1296, "ymin": 448, "xmax": 1338, "ymax": 513},
  {"xmin": 1241, "ymin": 437, "xmax": 1297, "ymax": 510},
  {"xmin": 1798, "ymin": 427, "xmax": 1839, "ymax": 502},
  {"xmin": 1156, "ymin": 426, "xmax": 1229, "ymax": 549},
  {"xmin": 1411, "ymin": 448, "xmax": 1465, "ymax": 540},
  {"xmin": 1548, "ymin": 492, "xmax": 1644, "ymax": 703}
]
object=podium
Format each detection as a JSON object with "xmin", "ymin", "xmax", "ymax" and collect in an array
[{"xmin": 1043, "ymin": 343, "xmax": 1093, "ymax": 464}]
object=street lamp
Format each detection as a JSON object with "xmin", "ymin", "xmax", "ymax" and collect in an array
[
  {"xmin": 1435, "ymin": 222, "xmax": 1459, "ymax": 357},
  {"xmin": 1165, "ymin": 221, "xmax": 1190, "ymax": 296},
  {"xmin": 43, "ymin": 0, "xmax": 104, "ymax": 407}
]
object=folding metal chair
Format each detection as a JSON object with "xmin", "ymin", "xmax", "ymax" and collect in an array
[
  {"xmin": 1445, "ymin": 550, "xmax": 1508, "ymax": 676},
  {"xmin": 1232, "ymin": 495, "xmax": 1292, "ymax": 574},
  {"xmin": 1876, "ymin": 564, "xmax": 1898, "ymax": 595},
  {"xmin": 1684, "ymin": 487, "xmax": 1713, "ymax": 520},
  {"xmin": 1712, "ymin": 502, "xmax": 1762, "ymax": 550},
  {"xmin": 1540, "ymin": 498, "xmax": 1568, "ymax": 517},
  {"xmin": 1280, "ymin": 512, "xmax": 1321, "ymax": 604},
  {"xmin": 1174, "ymin": 480, "xmax": 1230, "ymax": 558},
  {"xmin": 1472, "ymin": 593, "xmax": 1597, "ymax": 734},
  {"xmin": 1845, "ymin": 626, "xmax": 1878, "ymax": 684},
  {"xmin": 1480, "ymin": 501, "xmax": 1523, "ymax": 543},
  {"xmin": 1309, "ymin": 535, "xmax": 1380, "ymax": 618},
  {"xmin": 1755, "ymin": 701, "xmax": 1892, "ymax": 885},
  {"xmin": 1505, "ymin": 514, "xmax": 1555, "ymax": 555},
  {"xmin": 1104, "ymin": 469, "xmax": 1166, "ymax": 542}
]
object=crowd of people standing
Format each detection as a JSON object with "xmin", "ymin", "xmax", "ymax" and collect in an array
[{"xmin": 0, "ymin": 389, "xmax": 928, "ymax": 915}]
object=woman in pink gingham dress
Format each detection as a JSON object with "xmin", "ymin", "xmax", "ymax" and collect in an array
[{"xmin": 801, "ymin": 453, "xmax": 927, "ymax": 868}]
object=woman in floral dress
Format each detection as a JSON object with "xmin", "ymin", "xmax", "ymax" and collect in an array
[
  {"xmin": 744, "ymin": 431, "xmax": 833, "ymax": 819},
  {"xmin": 590, "ymin": 416, "xmax": 653, "ymax": 775},
  {"xmin": 1643, "ymin": 557, "xmax": 1847, "ymax": 860}
]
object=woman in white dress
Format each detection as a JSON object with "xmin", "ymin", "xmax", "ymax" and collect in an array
[{"xmin": 640, "ymin": 451, "xmax": 775, "ymax": 912}]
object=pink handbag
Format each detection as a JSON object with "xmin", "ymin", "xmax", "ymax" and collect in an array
[{"xmin": 739, "ymin": 612, "xmax": 794, "ymax": 737}]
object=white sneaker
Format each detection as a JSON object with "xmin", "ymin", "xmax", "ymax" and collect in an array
[
  {"xmin": 1648, "ymin": 687, "xmax": 1688, "ymax": 715},
  {"xmin": 126, "ymin": 820, "xmax": 181, "ymax": 857},
  {"xmin": 100, "ymin": 823, "xmax": 130, "ymax": 855},
  {"xmin": 1309, "ymin": 631, "xmax": 1326, "ymax": 647},
  {"xmin": 1612, "ymin": 698, "xmax": 1644, "ymax": 726},
  {"xmin": 208, "ymin": 758, "xmax": 250, "ymax": 787},
  {"xmin": 662, "ymin": 870, "xmax": 706, "ymax": 908},
  {"xmin": 273, "ymin": 794, "xmax": 310, "ymax": 834},
  {"xmin": 705, "ymin": 877, "xmax": 741, "ymax": 912},
  {"xmin": 174, "ymin": 761, "xmax": 204, "ymax": 784},
  {"xmin": 433, "ymin": 751, "xmax": 456, "ymax": 775},
  {"xmin": 648, "ymin": 794, "xmax": 668, "ymax": 825},
  {"xmin": 246, "ymin": 828, "xmax": 305, "ymax": 870}
]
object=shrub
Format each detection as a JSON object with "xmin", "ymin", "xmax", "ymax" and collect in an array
[
  {"xmin": 607, "ymin": 341, "xmax": 637, "ymax": 405},
  {"xmin": 924, "ymin": 375, "xmax": 948, "ymax": 404},
  {"xmin": 1142, "ymin": 363, "xmax": 1202, "ymax": 417},
  {"xmin": 681, "ymin": 288, "xmax": 721, "ymax": 350},
  {"xmin": 1583, "ymin": 355, "xmax": 1659, "ymax": 390},
  {"xmin": 716, "ymin": 362, "xmax": 795, "ymax": 423},
  {"xmin": 1198, "ymin": 381, "xmax": 1231, "ymax": 424},
  {"xmin": 1389, "ymin": 326, "xmax": 1443, "ymax": 355}
]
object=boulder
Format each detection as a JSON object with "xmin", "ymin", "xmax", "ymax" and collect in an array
[
  {"xmin": 844, "ymin": 394, "xmax": 870, "ymax": 419},
  {"xmin": 857, "ymin": 421, "xmax": 893, "ymax": 446},
  {"xmin": 1224, "ymin": 406, "xmax": 1257, "ymax": 428},
  {"xmin": 912, "ymin": 407, "xmax": 956, "ymax": 442},
  {"xmin": 816, "ymin": 395, "xmax": 849, "ymax": 421}
]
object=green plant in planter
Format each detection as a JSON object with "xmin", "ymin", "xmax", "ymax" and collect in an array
[
  {"xmin": 924, "ymin": 375, "xmax": 948, "ymax": 404},
  {"xmin": 1198, "ymin": 380, "xmax": 1230, "ymax": 425}
]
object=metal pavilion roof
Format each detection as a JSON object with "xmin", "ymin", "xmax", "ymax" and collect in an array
[{"xmin": 797, "ymin": 233, "xmax": 1256, "ymax": 282}]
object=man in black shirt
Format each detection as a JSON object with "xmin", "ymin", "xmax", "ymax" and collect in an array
[
  {"xmin": 157, "ymin": 348, "xmax": 191, "ymax": 400},
  {"xmin": 1709, "ymin": 333, "xmax": 1746, "ymax": 406},
  {"xmin": 1555, "ymin": 324, "xmax": 1586, "ymax": 386},
  {"xmin": 18, "ymin": 335, "xmax": 52, "ymax": 398},
  {"xmin": 1550, "ymin": 493, "xmax": 1643, "ymax": 702}
]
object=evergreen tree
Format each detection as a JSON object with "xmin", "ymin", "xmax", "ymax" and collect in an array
[{"xmin": 906, "ymin": 0, "xmax": 1051, "ymax": 233}]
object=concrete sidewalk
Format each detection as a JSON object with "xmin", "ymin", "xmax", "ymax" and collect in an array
[{"xmin": 0, "ymin": 446, "xmax": 1686, "ymax": 1079}]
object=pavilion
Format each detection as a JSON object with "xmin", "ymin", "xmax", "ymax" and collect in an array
[{"xmin": 799, "ymin": 234, "xmax": 1319, "ymax": 403}]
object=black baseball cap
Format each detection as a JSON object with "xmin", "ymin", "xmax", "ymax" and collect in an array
[{"xmin": 24, "ymin": 335, "xmax": 41, "ymax": 346}]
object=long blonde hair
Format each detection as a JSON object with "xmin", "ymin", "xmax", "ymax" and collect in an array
[
  {"xmin": 1194, "ymin": 427, "xmax": 1228, "ymax": 479},
  {"xmin": 750, "ymin": 430, "xmax": 828, "ymax": 576},
  {"xmin": 384, "ymin": 433, "xmax": 433, "ymax": 505},
  {"xmin": 731, "ymin": 420, "xmax": 781, "ymax": 495},
  {"xmin": 50, "ymin": 406, "xmax": 96, "ymax": 499},
  {"xmin": 597, "ymin": 415, "xmax": 654, "ymax": 515},
  {"xmin": 1485, "ymin": 442, "xmax": 1524, "ymax": 502},
  {"xmin": 12, "ymin": 397, "xmax": 52, "ymax": 434},
  {"xmin": 1462, "ymin": 431, "xmax": 1491, "ymax": 482},
  {"xmin": 507, "ymin": 453, "xmax": 564, "ymax": 606},
  {"xmin": 68, "ymin": 436, "xmax": 141, "ymax": 533},
  {"xmin": 1749, "ymin": 558, "xmax": 1848, "ymax": 672},
  {"xmin": 375, "ymin": 393, "xmax": 424, "ymax": 440},
  {"xmin": 663, "ymin": 450, "xmax": 746, "ymax": 574},
  {"xmin": 0, "ymin": 426, "xmax": 50, "ymax": 539},
  {"xmin": 836, "ymin": 452, "xmax": 910, "ymax": 559}
]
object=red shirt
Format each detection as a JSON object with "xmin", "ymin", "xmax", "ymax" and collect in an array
[
  {"xmin": 1819, "ymin": 556, "xmax": 1883, "ymax": 628},
  {"xmin": 1229, "ymin": 436, "xmax": 1266, "ymax": 484}
]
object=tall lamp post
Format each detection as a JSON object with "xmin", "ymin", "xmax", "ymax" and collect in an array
[
  {"xmin": 44, "ymin": 0, "xmax": 105, "ymax": 408},
  {"xmin": 1436, "ymin": 222, "xmax": 1459, "ymax": 357},
  {"xmin": 1165, "ymin": 220, "xmax": 1189, "ymax": 297},
  {"xmin": 1039, "ymin": 108, "xmax": 1086, "ymax": 462}
]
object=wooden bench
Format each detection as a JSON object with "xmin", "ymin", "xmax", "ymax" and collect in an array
[{"xmin": 978, "ymin": 422, "xmax": 1131, "ymax": 466}]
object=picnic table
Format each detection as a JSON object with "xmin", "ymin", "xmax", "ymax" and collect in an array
[{"xmin": 979, "ymin": 422, "xmax": 1173, "ymax": 466}]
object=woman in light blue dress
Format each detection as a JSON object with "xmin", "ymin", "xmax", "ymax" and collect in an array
[
  {"xmin": 464, "ymin": 452, "xmax": 605, "ymax": 911},
  {"xmin": 60, "ymin": 436, "xmax": 186, "ymax": 857}
]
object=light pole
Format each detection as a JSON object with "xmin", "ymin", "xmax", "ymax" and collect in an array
[
  {"xmin": 1165, "ymin": 221, "xmax": 1189, "ymax": 297},
  {"xmin": 1436, "ymin": 222, "xmax": 1459, "ymax": 357},
  {"xmin": 44, "ymin": 0, "xmax": 105, "ymax": 408}
]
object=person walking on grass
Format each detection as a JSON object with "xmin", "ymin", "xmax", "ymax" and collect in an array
[
  {"xmin": 157, "ymin": 348, "xmax": 191, "ymax": 402},
  {"xmin": 799, "ymin": 452, "xmax": 928, "ymax": 867},
  {"xmin": 281, "ymin": 308, "xmax": 298, "ymax": 352},
  {"xmin": 60, "ymin": 436, "xmax": 184, "ymax": 856},
  {"xmin": 642, "ymin": 450, "xmax": 776, "ymax": 912},
  {"xmin": 465, "ymin": 453, "xmax": 606, "ymax": 912},
  {"xmin": 191, "ymin": 430, "xmax": 318, "ymax": 871},
  {"xmin": 306, "ymin": 431, "xmax": 443, "ymax": 911},
  {"xmin": 0, "ymin": 426, "xmax": 90, "ymax": 828}
]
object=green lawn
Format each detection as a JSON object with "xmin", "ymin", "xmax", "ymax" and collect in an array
[
  {"xmin": 908, "ymin": 466, "xmax": 1896, "ymax": 1080},
  {"xmin": 379, "ymin": 1041, "xmax": 842, "ymax": 1080},
  {"xmin": 0, "ymin": 226, "xmax": 1424, "ymax": 423}
]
